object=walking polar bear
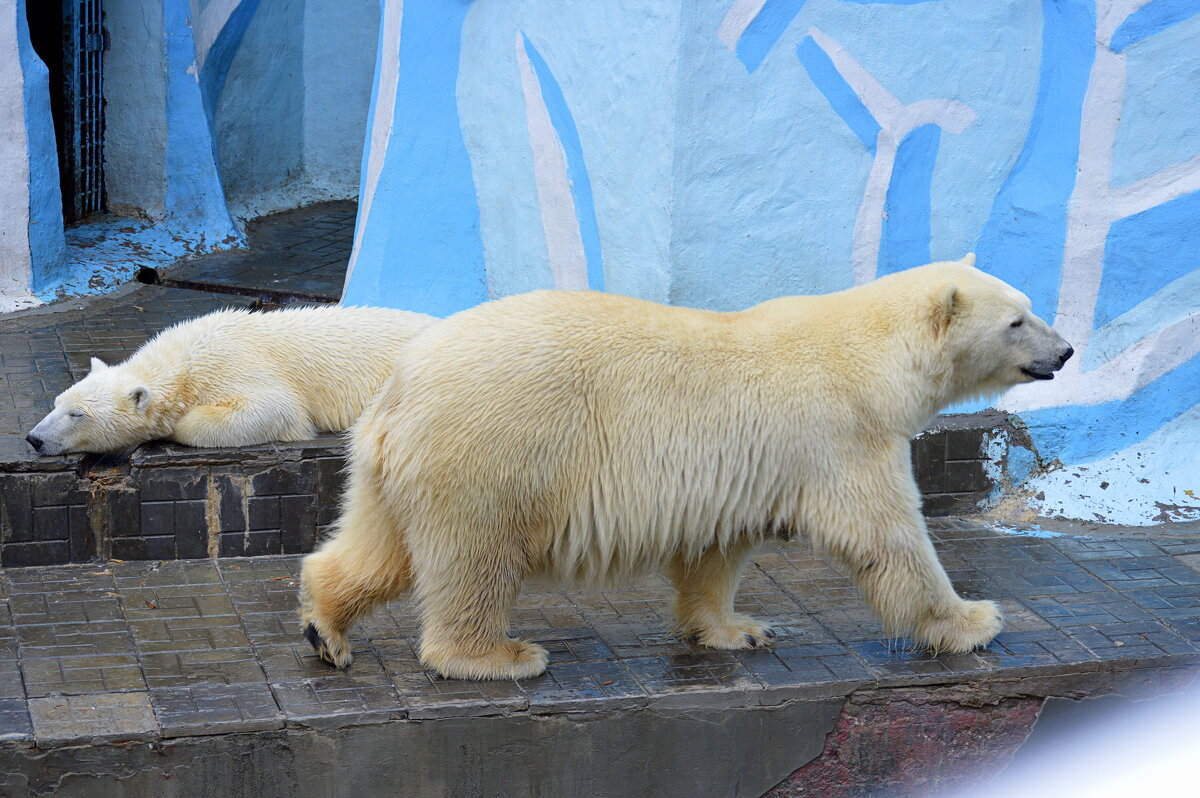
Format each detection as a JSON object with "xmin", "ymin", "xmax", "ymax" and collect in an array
[
  {"xmin": 26, "ymin": 306, "xmax": 435, "ymax": 455},
  {"xmin": 300, "ymin": 256, "xmax": 1073, "ymax": 680}
]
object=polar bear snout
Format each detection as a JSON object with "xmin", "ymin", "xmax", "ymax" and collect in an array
[
  {"xmin": 26, "ymin": 416, "xmax": 67, "ymax": 456},
  {"xmin": 1020, "ymin": 341, "xmax": 1073, "ymax": 381},
  {"xmin": 26, "ymin": 410, "xmax": 76, "ymax": 456}
]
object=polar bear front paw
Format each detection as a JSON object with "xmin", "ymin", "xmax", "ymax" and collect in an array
[
  {"xmin": 915, "ymin": 599, "xmax": 1002, "ymax": 655},
  {"xmin": 421, "ymin": 638, "xmax": 550, "ymax": 681},
  {"xmin": 691, "ymin": 613, "xmax": 778, "ymax": 650},
  {"xmin": 303, "ymin": 621, "xmax": 353, "ymax": 669}
]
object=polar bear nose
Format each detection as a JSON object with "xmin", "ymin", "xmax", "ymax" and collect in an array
[
  {"xmin": 25, "ymin": 433, "xmax": 43, "ymax": 452},
  {"xmin": 1058, "ymin": 346, "xmax": 1074, "ymax": 367}
]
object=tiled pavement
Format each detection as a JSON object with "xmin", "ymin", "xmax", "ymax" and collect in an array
[
  {"xmin": 1, "ymin": 518, "xmax": 1197, "ymax": 747},
  {"xmin": 0, "ymin": 202, "xmax": 352, "ymax": 468},
  {"xmin": 160, "ymin": 200, "xmax": 354, "ymax": 299}
]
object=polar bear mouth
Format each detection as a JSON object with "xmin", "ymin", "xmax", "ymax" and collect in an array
[{"xmin": 1020, "ymin": 366, "xmax": 1055, "ymax": 381}]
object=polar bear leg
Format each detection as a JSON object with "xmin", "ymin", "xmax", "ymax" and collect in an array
[
  {"xmin": 819, "ymin": 466, "xmax": 1002, "ymax": 654},
  {"xmin": 669, "ymin": 539, "xmax": 776, "ymax": 649},
  {"xmin": 173, "ymin": 400, "xmax": 315, "ymax": 447},
  {"xmin": 414, "ymin": 542, "xmax": 548, "ymax": 680},
  {"xmin": 298, "ymin": 474, "xmax": 412, "ymax": 668}
]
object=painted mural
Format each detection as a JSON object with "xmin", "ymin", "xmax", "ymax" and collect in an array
[
  {"xmin": 1, "ymin": 0, "xmax": 375, "ymax": 305},
  {"xmin": 345, "ymin": 0, "xmax": 1199, "ymax": 525}
]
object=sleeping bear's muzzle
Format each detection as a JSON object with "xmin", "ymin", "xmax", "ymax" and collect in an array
[
  {"xmin": 1020, "ymin": 342, "xmax": 1074, "ymax": 381},
  {"xmin": 25, "ymin": 412, "xmax": 70, "ymax": 456}
]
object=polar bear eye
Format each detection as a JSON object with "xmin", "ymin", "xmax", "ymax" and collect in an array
[
  {"xmin": 1010, "ymin": 319, "xmax": 1023, "ymax": 328},
  {"xmin": 69, "ymin": 409, "xmax": 86, "ymax": 419}
]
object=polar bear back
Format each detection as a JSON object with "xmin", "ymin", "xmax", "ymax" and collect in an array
[
  {"xmin": 365, "ymin": 288, "xmax": 910, "ymax": 582},
  {"xmin": 145, "ymin": 305, "xmax": 435, "ymax": 431}
]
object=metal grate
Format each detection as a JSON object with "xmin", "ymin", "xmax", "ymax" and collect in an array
[{"xmin": 61, "ymin": 0, "xmax": 105, "ymax": 222}]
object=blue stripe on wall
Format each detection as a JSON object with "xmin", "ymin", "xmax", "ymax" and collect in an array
[
  {"xmin": 1019, "ymin": 350, "xmax": 1200, "ymax": 462},
  {"xmin": 17, "ymin": 0, "xmax": 66, "ymax": 292},
  {"xmin": 522, "ymin": 34, "xmax": 605, "ymax": 292},
  {"xmin": 797, "ymin": 36, "xmax": 880, "ymax": 154},
  {"xmin": 1095, "ymin": 189, "xmax": 1200, "ymax": 327},
  {"xmin": 341, "ymin": 0, "xmax": 487, "ymax": 316},
  {"xmin": 975, "ymin": 0, "xmax": 1095, "ymax": 320},
  {"xmin": 879, "ymin": 124, "xmax": 940, "ymax": 275},
  {"xmin": 737, "ymin": 0, "xmax": 808, "ymax": 73},
  {"xmin": 1110, "ymin": 0, "xmax": 1200, "ymax": 53},
  {"xmin": 163, "ymin": 0, "xmax": 241, "ymax": 242},
  {"xmin": 198, "ymin": 0, "xmax": 262, "ymax": 127}
]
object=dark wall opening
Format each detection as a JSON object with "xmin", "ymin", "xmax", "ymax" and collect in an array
[{"xmin": 27, "ymin": 0, "xmax": 106, "ymax": 224}]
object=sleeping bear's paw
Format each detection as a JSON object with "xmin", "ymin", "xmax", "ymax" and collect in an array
[
  {"xmin": 420, "ymin": 638, "xmax": 550, "ymax": 681},
  {"xmin": 915, "ymin": 599, "xmax": 1002, "ymax": 655},
  {"xmin": 690, "ymin": 613, "xmax": 778, "ymax": 650}
]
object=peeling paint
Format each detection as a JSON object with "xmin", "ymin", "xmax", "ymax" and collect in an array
[{"xmin": 205, "ymin": 475, "xmax": 222, "ymax": 559}]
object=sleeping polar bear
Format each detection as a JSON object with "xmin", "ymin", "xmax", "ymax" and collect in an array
[
  {"xmin": 299, "ymin": 255, "xmax": 1073, "ymax": 680},
  {"xmin": 26, "ymin": 305, "xmax": 435, "ymax": 455}
]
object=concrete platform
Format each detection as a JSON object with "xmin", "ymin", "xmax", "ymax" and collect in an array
[{"xmin": 0, "ymin": 518, "xmax": 1197, "ymax": 796}]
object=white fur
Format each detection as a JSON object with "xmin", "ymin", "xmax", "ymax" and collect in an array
[
  {"xmin": 27, "ymin": 305, "xmax": 435, "ymax": 454},
  {"xmin": 300, "ymin": 256, "xmax": 1072, "ymax": 679}
]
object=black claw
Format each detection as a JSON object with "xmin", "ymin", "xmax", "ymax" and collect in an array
[
  {"xmin": 745, "ymin": 633, "xmax": 758, "ymax": 647},
  {"xmin": 303, "ymin": 622, "xmax": 322, "ymax": 652},
  {"xmin": 764, "ymin": 628, "xmax": 777, "ymax": 639}
]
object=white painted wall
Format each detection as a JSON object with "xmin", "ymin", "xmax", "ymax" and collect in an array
[
  {"xmin": 104, "ymin": 0, "xmax": 168, "ymax": 218},
  {"xmin": 303, "ymin": 0, "xmax": 379, "ymax": 199},
  {"xmin": 0, "ymin": 2, "xmax": 34, "ymax": 309},
  {"xmin": 0, "ymin": 0, "xmax": 63, "ymax": 310}
]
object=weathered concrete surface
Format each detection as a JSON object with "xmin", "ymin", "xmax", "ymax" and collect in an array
[
  {"xmin": 769, "ymin": 691, "xmax": 1043, "ymax": 798},
  {"xmin": 0, "ymin": 520, "xmax": 1197, "ymax": 795},
  {"xmin": 2, "ymin": 698, "xmax": 841, "ymax": 798}
]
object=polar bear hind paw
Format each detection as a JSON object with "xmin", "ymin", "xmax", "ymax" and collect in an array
[{"xmin": 303, "ymin": 622, "xmax": 353, "ymax": 669}]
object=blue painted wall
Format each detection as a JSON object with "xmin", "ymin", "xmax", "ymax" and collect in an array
[
  {"xmin": 15, "ymin": 0, "xmax": 65, "ymax": 292},
  {"xmin": 346, "ymin": 0, "xmax": 1200, "ymax": 524}
]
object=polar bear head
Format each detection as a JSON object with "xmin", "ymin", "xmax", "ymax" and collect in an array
[
  {"xmin": 26, "ymin": 358, "xmax": 158, "ymax": 455},
  {"xmin": 924, "ymin": 254, "xmax": 1073, "ymax": 403}
]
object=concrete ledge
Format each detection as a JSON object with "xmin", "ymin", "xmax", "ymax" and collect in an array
[
  {"xmin": 2, "ymin": 414, "xmax": 1016, "ymax": 567},
  {"xmin": 0, "ymin": 436, "xmax": 346, "ymax": 566}
]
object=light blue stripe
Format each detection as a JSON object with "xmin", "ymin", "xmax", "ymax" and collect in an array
[
  {"xmin": 737, "ymin": 0, "xmax": 808, "ymax": 73},
  {"xmin": 1084, "ymin": 269, "xmax": 1200, "ymax": 371},
  {"xmin": 1019, "ymin": 351, "xmax": 1200, "ymax": 462},
  {"xmin": 198, "ymin": 0, "xmax": 262, "ymax": 127},
  {"xmin": 342, "ymin": 0, "xmax": 488, "ymax": 315},
  {"xmin": 1110, "ymin": 0, "xmax": 1200, "ymax": 52},
  {"xmin": 522, "ymin": 34, "xmax": 605, "ymax": 292},
  {"xmin": 17, "ymin": 0, "xmax": 66, "ymax": 292},
  {"xmin": 976, "ymin": 0, "xmax": 1095, "ymax": 320},
  {"xmin": 797, "ymin": 36, "xmax": 880, "ymax": 154},
  {"xmin": 1096, "ymin": 189, "xmax": 1200, "ymax": 327},
  {"xmin": 163, "ymin": 0, "xmax": 241, "ymax": 243},
  {"xmin": 879, "ymin": 124, "xmax": 941, "ymax": 275},
  {"xmin": 836, "ymin": 1, "xmax": 940, "ymax": 5}
]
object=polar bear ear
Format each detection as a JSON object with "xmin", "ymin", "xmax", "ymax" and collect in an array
[
  {"xmin": 89, "ymin": 357, "xmax": 108, "ymax": 373},
  {"xmin": 960, "ymin": 252, "xmax": 976, "ymax": 267},
  {"xmin": 129, "ymin": 386, "xmax": 152, "ymax": 411},
  {"xmin": 932, "ymin": 284, "xmax": 959, "ymax": 340}
]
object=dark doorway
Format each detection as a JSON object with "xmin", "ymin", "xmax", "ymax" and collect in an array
[{"xmin": 28, "ymin": 1, "xmax": 106, "ymax": 224}]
